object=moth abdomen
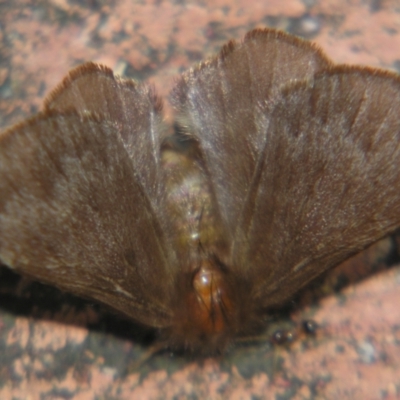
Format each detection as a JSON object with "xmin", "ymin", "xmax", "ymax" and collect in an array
[{"xmin": 160, "ymin": 136, "xmax": 246, "ymax": 351}]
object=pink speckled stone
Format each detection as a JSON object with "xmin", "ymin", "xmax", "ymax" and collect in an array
[{"xmin": 1, "ymin": 1, "xmax": 400, "ymax": 399}]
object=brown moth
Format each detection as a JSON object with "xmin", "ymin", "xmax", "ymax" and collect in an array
[{"xmin": 1, "ymin": 28, "xmax": 400, "ymax": 353}]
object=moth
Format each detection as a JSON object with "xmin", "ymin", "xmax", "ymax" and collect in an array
[{"xmin": 1, "ymin": 28, "xmax": 400, "ymax": 353}]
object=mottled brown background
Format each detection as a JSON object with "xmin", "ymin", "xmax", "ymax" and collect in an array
[{"xmin": 1, "ymin": 0, "xmax": 400, "ymax": 399}]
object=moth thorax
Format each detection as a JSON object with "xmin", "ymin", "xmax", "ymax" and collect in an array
[
  {"xmin": 167, "ymin": 256, "xmax": 240, "ymax": 352},
  {"xmin": 190, "ymin": 261, "xmax": 232, "ymax": 335}
]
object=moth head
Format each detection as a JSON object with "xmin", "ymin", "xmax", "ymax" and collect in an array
[{"xmin": 165, "ymin": 256, "xmax": 252, "ymax": 354}]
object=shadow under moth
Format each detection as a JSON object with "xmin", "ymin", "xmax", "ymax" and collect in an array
[{"xmin": 1, "ymin": 28, "xmax": 400, "ymax": 353}]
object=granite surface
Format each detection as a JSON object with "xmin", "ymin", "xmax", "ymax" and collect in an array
[{"xmin": 1, "ymin": 1, "xmax": 400, "ymax": 399}]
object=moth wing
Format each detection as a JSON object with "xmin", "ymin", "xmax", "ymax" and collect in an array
[
  {"xmin": 44, "ymin": 63, "xmax": 164, "ymax": 201},
  {"xmin": 234, "ymin": 68, "xmax": 400, "ymax": 309},
  {"xmin": 170, "ymin": 28, "xmax": 332, "ymax": 237},
  {"xmin": 0, "ymin": 114, "xmax": 173, "ymax": 327}
]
